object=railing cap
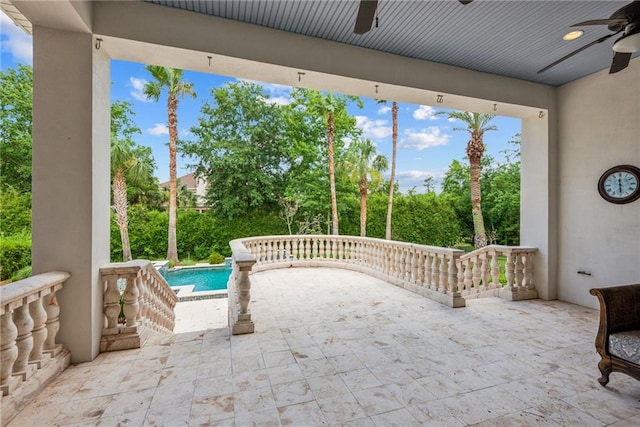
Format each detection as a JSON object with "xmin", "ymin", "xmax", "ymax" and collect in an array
[
  {"xmin": 230, "ymin": 239, "xmax": 257, "ymax": 267},
  {"xmin": 0, "ymin": 271, "xmax": 70, "ymax": 308}
]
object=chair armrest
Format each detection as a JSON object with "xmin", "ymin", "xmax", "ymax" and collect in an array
[{"xmin": 590, "ymin": 284, "xmax": 640, "ymax": 335}]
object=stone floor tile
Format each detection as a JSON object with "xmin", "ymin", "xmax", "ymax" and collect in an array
[
  {"xmin": 267, "ymin": 362, "xmax": 306, "ymax": 385},
  {"xmin": 232, "ymin": 368, "xmax": 270, "ymax": 392},
  {"xmin": 316, "ymin": 392, "xmax": 368, "ymax": 424},
  {"xmin": 277, "ymin": 401, "xmax": 328, "ymax": 426},
  {"xmin": 233, "ymin": 385, "xmax": 276, "ymax": 413},
  {"xmin": 157, "ymin": 364, "xmax": 198, "ymax": 386},
  {"xmin": 290, "ymin": 344, "xmax": 326, "ymax": 361},
  {"xmin": 197, "ymin": 358, "xmax": 233, "ymax": 379},
  {"xmin": 149, "ymin": 381, "xmax": 195, "ymax": 410},
  {"xmin": 341, "ymin": 368, "xmax": 383, "ymax": 392},
  {"xmin": 333, "ymin": 417, "xmax": 376, "ymax": 427},
  {"xmin": 370, "ymin": 407, "xmax": 421, "ymax": 426},
  {"xmin": 352, "ymin": 385, "xmax": 404, "ymax": 416},
  {"xmin": 52, "ymin": 395, "xmax": 114, "ymax": 425},
  {"xmin": 561, "ymin": 387, "xmax": 640, "ymax": 424},
  {"xmin": 102, "ymin": 387, "xmax": 155, "ymax": 418},
  {"xmin": 263, "ymin": 350, "xmax": 296, "ymax": 368},
  {"xmin": 190, "ymin": 393, "xmax": 235, "ymax": 422},
  {"xmin": 271, "ymin": 379, "xmax": 314, "ymax": 407},
  {"xmin": 143, "ymin": 402, "xmax": 191, "ymax": 427},
  {"xmin": 383, "ymin": 379, "xmax": 436, "ymax": 406},
  {"xmin": 194, "ymin": 375, "xmax": 235, "ymax": 399},
  {"xmin": 307, "ymin": 373, "xmax": 352, "ymax": 399},
  {"xmin": 235, "ymin": 407, "xmax": 282, "ymax": 427},
  {"xmin": 95, "ymin": 409, "xmax": 147, "ymax": 427},
  {"xmin": 406, "ymin": 400, "xmax": 465, "ymax": 426}
]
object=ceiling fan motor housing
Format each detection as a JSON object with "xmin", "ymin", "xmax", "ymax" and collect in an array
[{"xmin": 613, "ymin": 22, "xmax": 640, "ymax": 52}]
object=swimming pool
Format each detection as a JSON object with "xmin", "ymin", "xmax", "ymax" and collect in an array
[{"xmin": 163, "ymin": 266, "xmax": 231, "ymax": 292}]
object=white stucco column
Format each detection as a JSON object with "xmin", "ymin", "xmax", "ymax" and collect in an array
[
  {"xmin": 31, "ymin": 26, "xmax": 110, "ymax": 363},
  {"xmin": 521, "ymin": 111, "xmax": 558, "ymax": 300}
]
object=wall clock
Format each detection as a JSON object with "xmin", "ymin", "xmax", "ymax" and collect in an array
[{"xmin": 597, "ymin": 165, "xmax": 640, "ymax": 204}]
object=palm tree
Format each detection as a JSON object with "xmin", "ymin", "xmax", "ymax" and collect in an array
[
  {"xmin": 385, "ymin": 101, "xmax": 398, "ymax": 240},
  {"xmin": 110, "ymin": 101, "xmax": 150, "ymax": 261},
  {"xmin": 143, "ymin": 66, "xmax": 196, "ymax": 263},
  {"xmin": 346, "ymin": 139, "xmax": 389, "ymax": 237},
  {"xmin": 439, "ymin": 111, "xmax": 497, "ymax": 248}
]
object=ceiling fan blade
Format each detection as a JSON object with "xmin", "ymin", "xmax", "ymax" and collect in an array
[
  {"xmin": 354, "ymin": 0, "xmax": 378, "ymax": 35},
  {"xmin": 571, "ymin": 18, "xmax": 628, "ymax": 27},
  {"xmin": 458, "ymin": 0, "xmax": 474, "ymax": 4},
  {"xmin": 537, "ymin": 32, "xmax": 619, "ymax": 74},
  {"xmin": 609, "ymin": 51, "xmax": 632, "ymax": 73}
]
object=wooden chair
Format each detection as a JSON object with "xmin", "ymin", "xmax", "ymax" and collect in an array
[{"xmin": 590, "ymin": 284, "xmax": 640, "ymax": 386}]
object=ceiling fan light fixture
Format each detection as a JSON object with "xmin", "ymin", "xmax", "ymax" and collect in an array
[
  {"xmin": 562, "ymin": 30, "xmax": 583, "ymax": 41},
  {"xmin": 612, "ymin": 31, "xmax": 640, "ymax": 53}
]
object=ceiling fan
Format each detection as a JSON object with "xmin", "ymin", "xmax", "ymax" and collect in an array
[
  {"xmin": 353, "ymin": 0, "xmax": 474, "ymax": 35},
  {"xmin": 538, "ymin": 0, "xmax": 640, "ymax": 74}
]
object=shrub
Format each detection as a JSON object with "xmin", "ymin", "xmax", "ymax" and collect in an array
[
  {"xmin": 0, "ymin": 234, "xmax": 31, "ymax": 280},
  {"xmin": 208, "ymin": 252, "xmax": 225, "ymax": 265},
  {"xmin": 0, "ymin": 187, "xmax": 31, "ymax": 236},
  {"xmin": 11, "ymin": 265, "xmax": 32, "ymax": 281}
]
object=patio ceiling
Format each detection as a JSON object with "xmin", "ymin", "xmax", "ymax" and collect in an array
[{"xmin": 145, "ymin": 0, "xmax": 637, "ymax": 87}]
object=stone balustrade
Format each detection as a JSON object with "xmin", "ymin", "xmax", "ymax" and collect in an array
[
  {"xmin": 229, "ymin": 235, "xmax": 539, "ymax": 335},
  {"xmin": 100, "ymin": 260, "xmax": 178, "ymax": 352},
  {"xmin": 0, "ymin": 272, "xmax": 71, "ymax": 425},
  {"xmin": 457, "ymin": 245, "xmax": 539, "ymax": 300}
]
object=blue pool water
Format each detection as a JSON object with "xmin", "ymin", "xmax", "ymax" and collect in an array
[{"xmin": 164, "ymin": 266, "xmax": 231, "ymax": 292}]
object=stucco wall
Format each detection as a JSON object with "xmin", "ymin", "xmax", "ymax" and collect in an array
[{"xmin": 557, "ymin": 58, "xmax": 640, "ymax": 308}]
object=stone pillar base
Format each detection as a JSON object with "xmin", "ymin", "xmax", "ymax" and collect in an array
[
  {"xmin": 100, "ymin": 326, "xmax": 151, "ymax": 352},
  {"xmin": 232, "ymin": 314, "xmax": 255, "ymax": 335},
  {"xmin": 499, "ymin": 287, "xmax": 539, "ymax": 301}
]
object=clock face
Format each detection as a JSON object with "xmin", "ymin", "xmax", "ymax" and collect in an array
[{"xmin": 598, "ymin": 165, "xmax": 640, "ymax": 204}]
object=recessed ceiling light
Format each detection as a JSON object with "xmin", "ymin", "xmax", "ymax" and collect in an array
[{"xmin": 563, "ymin": 30, "xmax": 584, "ymax": 41}]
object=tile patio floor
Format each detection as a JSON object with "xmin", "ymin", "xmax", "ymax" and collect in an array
[{"xmin": 9, "ymin": 268, "xmax": 640, "ymax": 426}]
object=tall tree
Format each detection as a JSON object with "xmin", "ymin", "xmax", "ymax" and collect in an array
[
  {"xmin": 386, "ymin": 101, "xmax": 398, "ymax": 240},
  {"xmin": 111, "ymin": 100, "xmax": 154, "ymax": 261},
  {"xmin": 438, "ymin": 111, "xmax": 497, "ymax": 248},
  {"xmin": 143, "ymin": 66, "xmax": 196, "ymax": 263},
  {"xmin": 0, "ymin": 65, "xmax": 33, "ymax": 193},
  {"xmin": 345, "ymin": 139, "xmax": 388, "ymax": 236},
  {"xmin": 297, "ymin": 90, "xmax": 363, "ymax": 235},
  {"xmin": 181, "ymin": 81, "xmax": 289, "ymax": 217}
]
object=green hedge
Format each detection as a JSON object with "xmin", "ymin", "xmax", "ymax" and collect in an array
[{"xmin": 0, "ymin": 234, "xmax": 31, "ymax": 280}]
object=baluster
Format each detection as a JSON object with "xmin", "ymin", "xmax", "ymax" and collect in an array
[
  {"xmin": 237, "ymin": 268, "xmax": 251, "ymax": 315},
  {"xmin": 439, "ymin": 256, "xmax": 448, "ymax": 293},
  {"xmin": 29, "ymin": 296, "xmax": 47, "ymax": 366},
  {"xmin": 523, "ymin": 253, "xmax": 534, "ymax": 289},
  {"xmin": 1, "ymin": 310, "xmax": 18, "ymax": 393},
  {"xmin": 431, "ymin": 254, "xmax": 439, "ymax": 290},
  {"xmin": 122, "ymin": 276, "xmax": 140, "ymax": 327},
  {"xmin": 394, "ymin": 248, "xmax": 401, "ymax": 278},
  {"xmin": 515, "ymin": 253, "xmax": 525, "ymax": 290},
  {"xmin": 505, "ymin": 253, "xmax": 515, "ymax": 289},
  {"xmin": 103, "ymin": 276, "xmax": 120, "ymax": 329},
  {"xmin": 472, "ymin": 257, "xmax": 482, "ymax": 293},
  {"xmin": 456, "ymin": 260, "xmax": 465, "ymax": 293},
  {"xmin": 287, "ymin": 239, "xmax": 293, "ymax": 261},
  {"xmin": 337, "ymin": 239, "xmax": 343, "ymax": 260},
  {"xmin": 12, "ymin": 304, "xmax": 33, "ymax": 377},
  {"xmin": 319, "ymin": 239, "xmax": 324, "ymax": 260},
  {"xmin": 463, "ymin": 260, "xmax": 473, "ymax": 293},
  {"xmin": 481, "ymin": 256, "xmax": 490, "ymax": 289},
  {"xmin": 137, "ymin": 271, "xmax": 148, "ymax": 326},
  {"xmin": 416, "ymin": 252, "xmax": 424, "ymax": 285},
  {"xmin": 44, "ymin": 291, "xmax": 61, "ymax": 354},
  {"xmin": 424, "ymin": 254, "xmax": 432, "ymax": 288},
  {"xmin": 490, "ymin": 252, "xmax": 500, "ymax": 286},
  {"xmin": 448, "ymin": 256, "xmax": 458, "ymax": 294}
]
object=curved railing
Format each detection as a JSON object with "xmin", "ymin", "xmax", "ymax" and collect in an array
[
  {"xmin": 1, "ymin": 272, "xmax": 71, "ymax": 425},
  {"xmin": 228, "ymin": 235, "xmax": 539, "ymax": 334},
  {"xmin": 100, "ymin": 260, "xmax": 178, "ymax": 352}
]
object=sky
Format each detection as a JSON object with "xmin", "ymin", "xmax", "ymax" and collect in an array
[{"xmin": 1, "ymin": 11, "xmax": 520, "ymax": 193}]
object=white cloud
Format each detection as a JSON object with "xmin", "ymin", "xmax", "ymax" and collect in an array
[
  {"xmin": 129, "ymin": 77, "xmax": 152, "ymax": 102},
  {"xmin": 413, "ymin": 105, "xmax": 438, "ymax": 121},
  {"xmin": 240, "ymin": 78, "xmax": 293, "ymax": 105},
  {"xmin": 179, "ymin": 128, "xmax": 192, "ymax": 137},
  {"xmin": 448, "ymin": 117, "xmax": 459, "ymax": 123},
  {"xmin": 147, "ymin": 123, "xmax": 168, "ymax": 136},
  {"xmin": 378, "ymin": 105, "xmax": 391, "ymax": 115},
  {"xmin": 355, "ymin": 115, "xmax": 392, "ymax": 140},
  {"xmin": 0, "ymin": 12, "xmax": 33, "ymax": 64},
  {"xmin": 394, "ymin": 169, "xmax": 446, "ymax": 193},
  {"xmin": 399, "ymin": 127, "xmax": 450, "ymax": 150}
]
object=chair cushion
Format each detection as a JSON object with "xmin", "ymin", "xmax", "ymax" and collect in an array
[{"xmin": 609, "ymin": 330, "xmax": 640, "ymax": 364}]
